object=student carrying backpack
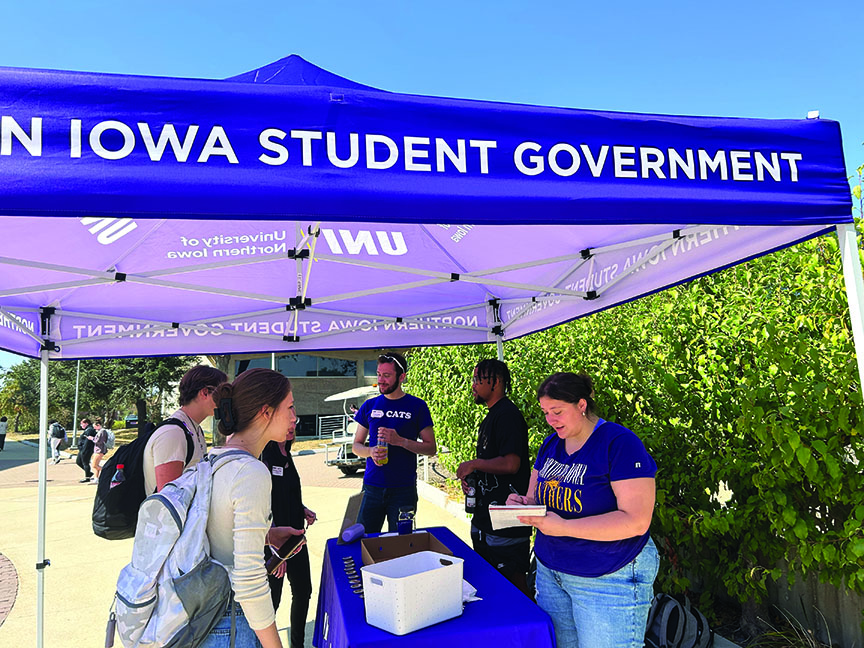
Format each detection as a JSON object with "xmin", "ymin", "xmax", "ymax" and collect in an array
[
  {"xmin": 644, "ymin": 592, "xmax": 714, "ymax": 648},
  {"xmin": 107, "ymin": 450, "xmax": 248, "ymax": 648},
  {"xmin": 92, "ymin": 418, "xmax": 193, "ymax": 540},
  {"xmin": 49, "ymin": 422, "xmax": 69, "ymax": 450}
]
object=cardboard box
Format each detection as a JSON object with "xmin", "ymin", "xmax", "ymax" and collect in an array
[
  {"xmin": 360, "ymin": 530, "xmax": 453, "ymax": 566},
  {"xmin": 362, "ymin": 550, "xmax": 464, "ymax": 635}
]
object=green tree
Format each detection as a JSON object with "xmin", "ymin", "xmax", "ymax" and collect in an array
[
  {"xmin": 409, "ymin": 220, "xmax": 864, "ymax": 634},
  {"xmin": 0, "ymin": 355, "xmax": 197, "ymax": 433},
  {"xmin": 100, "ymin": 357, "xmax": 197, "ymax": 432}
]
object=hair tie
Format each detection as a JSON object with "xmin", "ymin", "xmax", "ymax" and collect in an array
[{"xmin": 215, "ymin": 397, "xmax": 237, "ymax": 433}]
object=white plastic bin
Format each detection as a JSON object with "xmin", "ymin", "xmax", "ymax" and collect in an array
[{"xmin": 361, "ymin": 550, "xmax": 464, "ymax": 635}]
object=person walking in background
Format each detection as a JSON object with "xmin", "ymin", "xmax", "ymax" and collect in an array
[
  {"xmin": 262, "ymin": 416, "xmax": 316, "ymax": 647},
  {"xmin": 76, "ymin": 418, "xmax": 96, "ymax": 482},
  {"xmin": 352, "ymin": 351, "xmax": 436, "ymax": 533},
  {"xmin": 0, "ymin": 415, "xmax": 8, "ymax": 451},
  {"xmin": 202, "ymin": 368, "xmax": 298, "ymax": 648},
  {"xmin": 48, "ymin": 420, "xmax": 66, "ymax": 463},
  {"xmin": 90, "ymin": 418, "xmax": 108, "ymax": 481},
  {"xmin": 456, "ymin": 359, "xmax": 532, "ymax": 596},
  {"xmin": 508, "ymin": 372, "xmax": 659, "ymax": 648}
]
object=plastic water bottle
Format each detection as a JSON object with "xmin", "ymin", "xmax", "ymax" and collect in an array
[
  {"xmin": 109, "ymin": 464, "xmax": 126, "ymax": 489},
  {"xmin": 376, "ymin": 434, "xmax": 389, "ymax": 465}
]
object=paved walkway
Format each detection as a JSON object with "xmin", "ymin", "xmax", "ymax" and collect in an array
[{"xmin": 0, "ymin": 440, "xmax": 470, "ymax": 646}]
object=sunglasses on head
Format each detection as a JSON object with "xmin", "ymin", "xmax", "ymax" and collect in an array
[{"xmin": 378, "ymin": 354, "xmax": 405, "ymax": 374}]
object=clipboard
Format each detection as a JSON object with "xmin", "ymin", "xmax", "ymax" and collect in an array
[{"xmin": 488, "ymin": 504, "xmax": 547, "ymax": 530}]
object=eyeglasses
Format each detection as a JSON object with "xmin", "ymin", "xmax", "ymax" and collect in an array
[{"xmin": 378, "ymin": 354, "xmax": 405, "ymax": 374}]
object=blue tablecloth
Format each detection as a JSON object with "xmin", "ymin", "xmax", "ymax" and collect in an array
[{"xmin": 312, "ymin": 526, "xmax": 556, "ymax": 648}]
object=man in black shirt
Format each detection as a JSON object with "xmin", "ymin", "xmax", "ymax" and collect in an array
[{"xmin": 457, "ymin": 359, "xmax": 532, "ymax": 596}]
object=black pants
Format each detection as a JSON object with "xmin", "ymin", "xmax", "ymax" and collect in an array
[
  {"xmin": 0, "ymin": 434, "xmax": 6, "ymax": 451},
  {"xmin": 77, "ymin": 445, "xmax": 93, "ymax": 477},
  {"xmin": 267, "ymin": 543, "xmax": 312, "ymax": 648},
  {"xmin": 471, "ymin": 528, "xmax": 532, "ymax": 597}
]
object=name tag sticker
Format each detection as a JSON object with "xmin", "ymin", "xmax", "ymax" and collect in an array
[{"xmin": 272, "ymin": 466, "xmax": 284, "ymax": 477}]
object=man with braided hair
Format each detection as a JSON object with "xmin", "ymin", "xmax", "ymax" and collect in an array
[
  {"xmin": 142, "ymin": 364, "xmax": 227, "ymax": 494},
  {"xmin": 457, "ymin": 359, "xmax": 532, "ymax": 596}
]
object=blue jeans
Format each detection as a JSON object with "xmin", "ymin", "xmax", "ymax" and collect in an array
[
  {"xmin": 199, "ymin": 601, "xmax": 262, "ymax": 648},
  {"xmin": 356, "ymin": 483, "xmax": 417, "ymax": 534},
  {"xmin": 535, "ymin": 537, "xmax": 659, "ymax": 648}
]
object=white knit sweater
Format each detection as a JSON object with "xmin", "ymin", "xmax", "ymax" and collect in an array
[{"xmin": 206, "ymin": 447, "xmax": 275, "ymax": 630}]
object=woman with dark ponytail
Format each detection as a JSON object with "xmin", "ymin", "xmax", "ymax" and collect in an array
[
  {"xmin": 201, "ymin": 368, "xmax": 298, "ymax": 648},
  {"xmin": 508, "ymin": 372, "xmax": 658, "ymax": 648},
  {"xmin": 261, "ymin": 411, "xmax": 315, "ymax": 648}
]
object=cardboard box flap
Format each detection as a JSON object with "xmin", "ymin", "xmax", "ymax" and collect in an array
[{"xmin": 360, "ymin": 531, "xmax": 453, "ymax": 565}]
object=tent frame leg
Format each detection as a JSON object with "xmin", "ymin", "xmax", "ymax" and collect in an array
[
  {"xmin": 36, "ymin": 348, "xmax": 49, "ymax": 648},
  {"xmin": 837, "ymin": 223, "xmax": 864, "ymax": 402}
]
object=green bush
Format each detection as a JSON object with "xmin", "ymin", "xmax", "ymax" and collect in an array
[{"xmin": 409, "ymin": 226, "xmax": 864, "ymax": 617}]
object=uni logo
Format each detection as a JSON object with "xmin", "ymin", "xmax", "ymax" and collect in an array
[
  {"xmin": 321, "ymin": 229, "xmax": 407, "ymax": 256},
  {"xmin": 80, "ymin": 217, "xmax": 138, "ymax": 245}
]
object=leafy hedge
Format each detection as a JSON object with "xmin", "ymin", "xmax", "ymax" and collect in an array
[{"xmin": 408, "ymin": 227, "xmax": 864, "ymax": 618}]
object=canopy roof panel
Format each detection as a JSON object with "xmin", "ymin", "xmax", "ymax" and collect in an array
[{"xmin": 0, "ymin": 56, "xmax": 852, "ymax": 359}]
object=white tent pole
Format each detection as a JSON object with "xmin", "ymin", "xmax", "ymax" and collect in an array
[
  {"xmin": 837, "ymin": 224, "xmax": 864, "ymax": 401},
  {"xmin": 71, "ymin": 359, "xmax": 80, "ymax": 445},
  {"xmin": 36, "ymin": 346, "xmax": 49, "ymax": 648},
  {"xmin": 496, "ymin": 337, "xmax": 504, "ymax": 361}
]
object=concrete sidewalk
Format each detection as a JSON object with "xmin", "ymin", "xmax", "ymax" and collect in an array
[{"xmin": 0, "ymin": 440, "xmax": 470, "ymax": 647}]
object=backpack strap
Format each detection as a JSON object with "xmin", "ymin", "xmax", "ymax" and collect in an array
[
  {"xmin": 229, "ymin": 591, "xmax": 237, "ymax": 648},
  {"xmin": 657, "ymin": 595, "xmax": 685, "ymax": 648},
  {"xmin": 156, "ymin": 417, "xmax": 195, "ymax": 466},
  {"xmin": 209, "ymin": 449, "xmax": 254, "ymax": 472},
  {"xmin": 682, "ymin": 597, "xmax": 713, "ymax": 648}
]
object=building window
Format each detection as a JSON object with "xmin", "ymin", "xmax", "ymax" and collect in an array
[
  {"xmin": 363, "ymin": 360, "xmax": 378, "ymax": 377},
  {"xmin": 235, "ymin": 357, "xmax": 271, "ymax": 375},
  {"xmin": 236, "ymin": 355, "xmax": 357, "ymax": 378},
  {"xmin": 277, "ymin": 355, "xmax": 319, "ymax": 377},
  {"xmin": 318, "ymin": 357, "xmax": 357, "ymax": 377}
]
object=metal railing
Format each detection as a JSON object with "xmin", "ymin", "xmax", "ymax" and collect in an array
[{"xmin": 317, "ymin": 414, "xmax": 352, "ymax": 439}]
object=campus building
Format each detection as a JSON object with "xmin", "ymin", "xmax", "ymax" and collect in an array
[{"xmin": 214, "ymin": 350, "xmax": 388, "ymax": 437}]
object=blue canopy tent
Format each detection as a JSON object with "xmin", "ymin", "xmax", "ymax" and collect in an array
[{"xmin": 0, "ymin": 56, "xmax": 858, "ymax": 646}]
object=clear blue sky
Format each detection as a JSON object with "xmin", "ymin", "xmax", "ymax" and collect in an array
[{"xmin": 0, "ymin": 0, "xmax": 860, "ymax": 371}]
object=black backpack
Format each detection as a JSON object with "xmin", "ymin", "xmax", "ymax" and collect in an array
[
  {"xmin": 92, "ymin": 418, "xmax": 193, "ymax": 540},
  {"xmin": 644, "ymin": 593, "xmax": 713, "ymax": 648}
]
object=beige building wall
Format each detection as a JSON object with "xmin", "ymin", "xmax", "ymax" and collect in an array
[{"xmin": 208, "ymin": 350, "xmax": 390, "ymax": 437}]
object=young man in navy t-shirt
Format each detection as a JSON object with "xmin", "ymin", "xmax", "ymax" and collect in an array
[{"xmin": 352, "ymin": 351, "xmax": 436, "ymax": 533}]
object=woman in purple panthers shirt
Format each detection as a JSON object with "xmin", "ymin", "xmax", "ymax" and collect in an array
[{"xmin": 508, "ymin": 372, "xmax": 658, "ymax": 648}]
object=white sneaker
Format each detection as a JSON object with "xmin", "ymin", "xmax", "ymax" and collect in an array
[{"xmin": 90, "ymin": 476, "xmax": 98, "ymax": 483}]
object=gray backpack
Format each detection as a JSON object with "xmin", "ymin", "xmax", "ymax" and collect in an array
[
  {"xmin": 644, "ymin": 593, "xmax": 713, "ymax": 648},
  {"xmin": 107, "ymin": 450, "xmax": 249, "ymax": 648}
]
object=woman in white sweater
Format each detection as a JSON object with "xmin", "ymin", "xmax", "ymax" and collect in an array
[{"xmin": 202, "ymin": 368, "xmax": 299, "ymax": 648}]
